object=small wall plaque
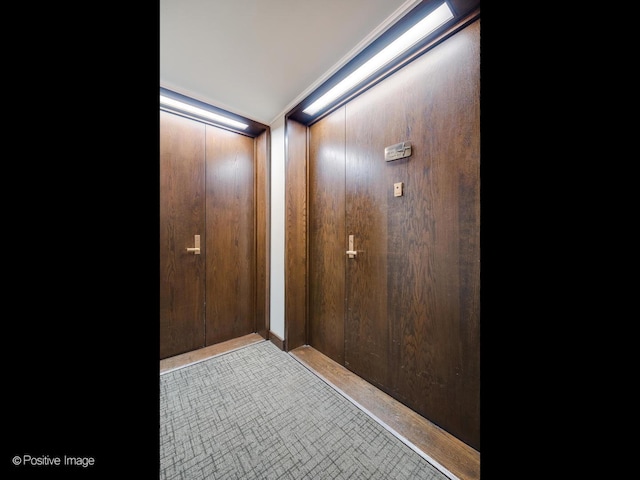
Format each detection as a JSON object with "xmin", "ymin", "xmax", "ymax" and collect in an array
[{"xmin": 385, "ymin": 142, "xmax": 412, "ymax": 161}]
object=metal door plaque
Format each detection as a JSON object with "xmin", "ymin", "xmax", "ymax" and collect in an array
[{"xmin": 385, "ymin": 142, "xmax": 412, "ymax": 161}]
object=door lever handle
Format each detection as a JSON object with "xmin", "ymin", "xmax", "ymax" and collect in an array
[
  {"xmin": 346, "ymin": 235, "xmax": 357, "ymax": 258},
  {"xmin": 186, "ymin": 234, "xmax": 201, "ymax": 254}
]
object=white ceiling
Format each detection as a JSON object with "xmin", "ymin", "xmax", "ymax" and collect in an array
[{"xmin": 160, "ymin": 0, "xmax": 421, "ymax": 126}]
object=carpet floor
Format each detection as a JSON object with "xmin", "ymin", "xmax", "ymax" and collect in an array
[{"xmin": 160, "ymin": 340, "xmax": 450, "ymax": 479}]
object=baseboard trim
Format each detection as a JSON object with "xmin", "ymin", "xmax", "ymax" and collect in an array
[
  {"xmin": 288, "ymin": 345, "xmax": 480, "ymax": 480},
  {"xmin": 269, "ymin": 331, "xmax": 285, "ymax": 350},
  {"xmin": 160, "ymin": 333, "xmax": 265, "ymax": 374}
]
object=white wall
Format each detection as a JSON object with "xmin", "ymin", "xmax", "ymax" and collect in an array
[{"xmin": 269, "ymin": 116, "xmax": 286, "ymax": 340}]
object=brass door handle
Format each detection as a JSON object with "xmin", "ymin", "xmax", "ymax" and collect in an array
[
  {"xmin": 346, "ymin": 235, "xmax": 357, "ymax": 258},
  {"xmin": 186, "ymin": 235, "xmax": 201, "ymax": 254}
]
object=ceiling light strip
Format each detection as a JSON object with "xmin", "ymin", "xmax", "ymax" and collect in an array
[
  {"xmin": 302, "ymin": 1, "xmax": 453, "ymax": 116},
  {"xmin": 160, "ymin": 95, "xmax": 249, "ymax": 130}
]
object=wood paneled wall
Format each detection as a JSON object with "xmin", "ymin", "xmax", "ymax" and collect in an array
[
  {"xmin": 347, "ymin": 19, "xmax": 480, "ymax": 450},
  {"xmin": 285, "ymin": 119, "xmax": 308, "ymax": 351},
  {"xmin": 285, "ymin": 18, "xmax": 480, "ymax": 451},
  {"xmin": 255, "ymin": 129, "xmax": 270, "ymax": 339}
]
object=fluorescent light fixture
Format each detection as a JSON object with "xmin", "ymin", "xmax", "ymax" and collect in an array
[
  {"xmin": 302, "ymin": 1, "xmax": 454, "ymax": 116},
  {"xmin": 160, "ymin": 95, "xmax": 249, "ymax": 130}
]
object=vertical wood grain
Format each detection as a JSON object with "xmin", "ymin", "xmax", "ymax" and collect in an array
[
  {"xmin": 308, "ymin": 106, "xmax": 346, "ymax": 365},
  {"xmin": 344, "ymin": 90, "xmax": 392, "ymax": 391},
  {"xmin": 205, "ymin": 126, "xmax": 256, "ymax": 345},
  {"xmin": 386, "ymin": 20, "xmax": 480, "ymax": 450},
  {"xmin": 346, "ymin": 19, "xmax": 480, "ymax": 449},
  {"xmin": 305, "ymin": 19, "xmax": 480, "ymax": 450},
  {"xmin": 159, "ymin": 111, "xmax": 206, "ymax": 359},
  {"xmin": 285, "ymin": 119, "xmax": 308, "ymax": 351},
  {"xmin": 255, "ymin": 129, "xmax": 270, "ymax": 340}
]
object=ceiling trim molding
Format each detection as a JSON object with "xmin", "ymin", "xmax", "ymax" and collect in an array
[
  {"xmin": 268, "ymin": 0, "xmax": 423, "ymax": 126},
  {"xmin": 160, "ymin": 87, "xmax": 269, "ymax": 137},
  {"xmin": 160, "ymin": 80, "xmax": 271, "ymax": 126},
  {"xmin": 285, "ymin": 0, "xmax": 480, "ymax": 125}
]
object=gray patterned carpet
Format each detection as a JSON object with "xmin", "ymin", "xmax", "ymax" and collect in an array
[{"xmin": 160, "ymin": 340, "xmax": 450, "ymax": 479}]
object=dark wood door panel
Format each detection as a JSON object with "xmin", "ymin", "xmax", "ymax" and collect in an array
[
  {"xmin": 386, "ymin": 20, "xmax": 480, "ymax": 450},
  {"xmin": 344, "ymin": 97, "xmax": 393, "ymax": 390},
  {"xmin": 205, "ymin": 125, "xmax": 256, "ymax": 345},
  {"xmin": 309, "ymin": 106, "xmax": 346, "ymax": 365},
  {"xmin": 343, "ymin": 20, "xmax": 480, "ymax": 449},
  {"xmin": 160, "ymin": 111, "xmax": 206, "ymax": 359}
]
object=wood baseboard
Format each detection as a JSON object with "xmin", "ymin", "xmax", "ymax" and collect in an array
[
  {"xmin": 289, "ymin": 345, "xmax": 480, "ymax": 480},
  {"xmin": 268, "ymin": 331, "xmax": 285, "ymax": 350},
  {"xmin": 160, "ymin": 333, "xmax": 264, "ymax": 374}
]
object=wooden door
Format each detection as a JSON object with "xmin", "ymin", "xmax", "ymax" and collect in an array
[
  {"xmin": 308, "ymin": 107, "xmax": 346, "ymax": 365},
  {"xmin": 343, "ymin": 100, "xmax": 392, "ymax": 390},
  {"xmin": 205, "ymin": 126, "xmax": 255, "ymax": 345},
  {"xmin": 160, "ymin": 111, "xmax": 206, "ymax": 359}
]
